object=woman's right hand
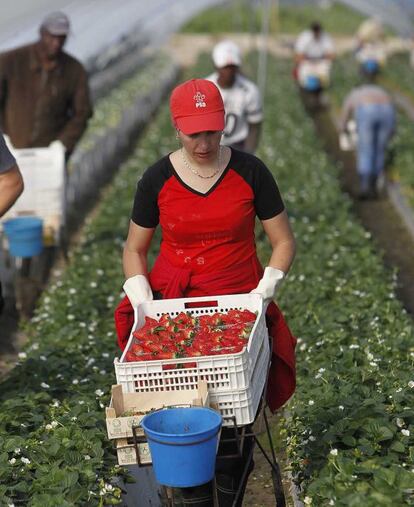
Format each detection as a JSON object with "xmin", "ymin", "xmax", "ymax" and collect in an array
[{"xmin": 123, "ymin": 275, "xmax": 153, "ymax": 307}]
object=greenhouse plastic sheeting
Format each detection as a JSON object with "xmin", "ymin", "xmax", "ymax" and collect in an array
[
  {"xmin": 66, "ymin": 60, "xmax": 179, "ymax": 219},
  {"xmin": 0, "ymin": 0, "xmax": 228, "ymax": 73}
]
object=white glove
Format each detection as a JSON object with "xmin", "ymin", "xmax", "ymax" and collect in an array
[
  {"xmin": 123, "ymin": 275, "xmax": 153, "ymax": 308},
  {"xmin": 49, "ymin": 140, "xmax": 65, "ymax": 152},
  {"xmin": 3, "ymin": 134, "xmax": 12, "ymax": 148},
  {"xmin": 250, "ymin": 267, "xmax": 285, "ymax": 304}
]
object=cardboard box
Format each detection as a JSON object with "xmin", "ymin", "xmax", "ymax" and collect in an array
[
  {"xmin": 116, "ymin": 438, "xmax": 152, "ymax": 466},
  {"xmin": 108, "ymin": 381, "xmax": 210, "ymax": 467},
  {"xmin": 106, "ymin": 381, "xmax": 209, "ymax": 440}
]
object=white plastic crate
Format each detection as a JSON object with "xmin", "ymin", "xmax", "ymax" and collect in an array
[
  {"xmin": 115, "ymin": 294, "xmax": 267, "ymax": 393},
  {"xmin": 0, "ymin": 144, "xmax": 66, "ymax": 244},
  {"xmin": 210, "ymin": 335, "xmax": 270, "ymax": 426}
]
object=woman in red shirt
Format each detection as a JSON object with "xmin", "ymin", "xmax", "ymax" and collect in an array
[{"xmin": 117, "ymin": 78, "xmax": 296, "ymax": 506}]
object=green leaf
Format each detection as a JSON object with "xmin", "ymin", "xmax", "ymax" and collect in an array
[{"xmin": 389, "ymin": 441, "xmax": 405, "ymax": 453}]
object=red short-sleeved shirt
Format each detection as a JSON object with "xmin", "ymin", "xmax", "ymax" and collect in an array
[{"xmin": 131, "ymin": 149, "xmax": 284, "ymax": 274}]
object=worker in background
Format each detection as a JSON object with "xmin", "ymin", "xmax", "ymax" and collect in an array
[
  {"xmin": 355, "ymin": 17, "xmax": 387, "ymax": 75},
  {"xmin": 0, "ymin": 131, "xmax": 23, "ymax": 313},
  {"xmin": 340, "ymin": 71, "xmax": 395, "ymax": 200},
  {"xmin": 206, "ymin": 40, "xmax": 263, "ymax": 153},
  {"xmin": 0, "ymin": 11, "xmax": 92, "ymax": 159},
  {"xmin": 294, "ymin": 21, "xmax": 335, "ymax": 92}
]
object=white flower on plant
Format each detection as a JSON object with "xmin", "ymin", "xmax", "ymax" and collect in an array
[
  {"xmin": 309, "ymin": 436, "xmax": 316, "ymax": 442},
  {"xmin": 31, "ymin": 343, "xmax": 39, "ymax": 350},
  {"xmin": 318, "ymin": 368, "xmax": 326, "ymax": 373},
  {"xmin": 72, "ymin": 379, "xmax": 79, "ymax": 385},
  {"xmin": 367, "ymin": 352, "xmax": 374, "ymax": 361},
  {"xmin": 99, "ymin": 402, "xmax": 105, "ymax": 409},
  {"xmin": 90, "ymin": 281, "xmax": 97, "ymax": 288},
  {"xmin": 18, "ymin": 352, "xmax": 27, "ymax": 359},
  {"xmin": 71, "ymin": 416, "xmax": 78, "ymax": 421},
  {"xmin": 349, "ymin": 344, "xmax": 359, "ymax": 349},
  {"xmin": 21, "ymin": 457, "xmax": 30, "ymax": 465},
  {"xmin": 329, "ymin": 501, "xmax": 335, "ymax": 506},
  {"xmin": 40, "ymin": 382, "xmax": 50, "ymax": 389},
  {"xmin": 396, "ymin": 418, "xmax": 404, "ymax": 428},
  {"xmin": 78, "ymin": 400, "xmax": 85, "ymax": 405},
  {"xmin": 51, "ymin": 400, "xmax": 60, "ymax": 407},
  {"xmin": 308, "ymin": 400, "xmax": 315, "ymax": 406},
  {"xmin": 401, "ymin": 429, "xmax": 410, "ymax": 437},
  {"xmin": 330, "ymin": 449, "xmax": 338, "ymax": 456},
  {"xmin": 7, "ymin": 503, "xmax": 15, "ymax": 507},
  {"xmin": 84, "ymin": 455, "xmax": 91, "ymax": 460},
  {"xmin": 304, "ymin": 496, "xmax": 312, "ymax": 505},
  {"xmin": 97, "ymin": 269, "xmax": 104, "ymax": 276},
  {"xmin": 100, "ymin": 370, "xmax": 106, "ymax": 375},
  {"xmin": 69, "ymin": 288, "xmax": 77, "ymax": 295},
  {"xmin": 396, "ymin": 387, "xmax": 402, "ymax": 393},
  {"xmin": 79, "ymin": 322, "xmax": 86, "ymax": 328},
  {"xmin": 102, "ymin": 352, "xmax": 109, "ymax": 358},
  {"xmin": 369, "ymin": 362, "xmax": 378, "ymax": 368},
  {"xmin": 40, "ymin": 355, "xmax": 47, "ymax": 361},
  {"xmin": 408, "ymin": 381, "xmax": 414, "ymax": 389},
  {"xmin": 67, "ymin": 314, "xmax": 75, "ymax": 321},
  {"xmin": 14, "ymin": 448, "xmax": 21, "ymax": 454},
  {"xmin": 9, "ymin": 458, "xmax": 16, "ymax": 465},
  {"xmin": 95, "ymin": 389, "xmax": 104, "ymax": 397},
  {"xmin": 338, "ymin": 405, "xmax": 344, "ymax": 411}
]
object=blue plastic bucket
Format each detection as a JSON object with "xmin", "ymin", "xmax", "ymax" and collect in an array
[
  {"xmin": 362, "ymin": 58, "xmax": 379, "ymax": 75},
  {"xmin": 304, "ymin": 75, "xmax": 321, "ymax": 91},
  {"xmin": 141, "ymin": 407, "xmax": 222, "ymax": 487},
  {"xmin": 3, "ymin": 217, "xmax": 43, "ymax": 258}
]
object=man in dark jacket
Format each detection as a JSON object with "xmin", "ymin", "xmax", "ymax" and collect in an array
[{"xmin": 0, "ymin": 12, "xmax": 92, "ymax": 157}]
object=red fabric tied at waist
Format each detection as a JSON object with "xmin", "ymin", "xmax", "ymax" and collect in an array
[
  {"xmin": 148, "ymin": 253, "xmax": 262, "ymax": 298},
  {"xmin": 114, "ymin": 254, "xmax": 296, "ymax": 410}
]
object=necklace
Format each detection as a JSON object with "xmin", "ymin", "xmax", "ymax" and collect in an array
[{"xmin": 181, "ymin": 146, "xmax": 222, "ymax": 179}]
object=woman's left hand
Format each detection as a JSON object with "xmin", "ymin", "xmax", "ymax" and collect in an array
[{"xmin": 250, "ymin": 266, "xmax": 285, "ymax": 304}]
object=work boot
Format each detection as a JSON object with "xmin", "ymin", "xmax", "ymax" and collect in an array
[
  {"xmin": 358, "ymin": 175, "xmax": 371, "ymax": 200},
  {"xmin": 369, "ymin": 175, "xmax": 378, "ymax": 199}
]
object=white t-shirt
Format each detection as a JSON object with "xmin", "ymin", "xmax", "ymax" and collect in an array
[
  {"xmin": 295, "ymin": 30, "xmax": 335, "ymax": 59},
  {"xmin": 206, "ymin": 72, "xmax": 263, "ymax": 146}
]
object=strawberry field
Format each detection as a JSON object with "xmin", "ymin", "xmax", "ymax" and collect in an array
[{"xmin": 1, "ymin": 38, "xmax": 414, "ymax": 507}]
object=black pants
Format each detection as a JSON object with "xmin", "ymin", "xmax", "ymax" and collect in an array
[{"xmin": 169, "ymin": 426, "xmax": 255, "ymax": 507}]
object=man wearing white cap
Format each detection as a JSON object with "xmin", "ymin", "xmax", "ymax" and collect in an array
[
  {"xmin": 206, "ymin": 40, "xmax": 263, "ymax": 153},
  {"xmin": 0, "ymin": 12, "xmax": 92, "ymax": 157}
]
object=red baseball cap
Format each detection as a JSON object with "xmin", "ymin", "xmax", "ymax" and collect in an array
[{"xmin": 170, "ymin": 79, "xmax": 225, "ymax": 135}]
